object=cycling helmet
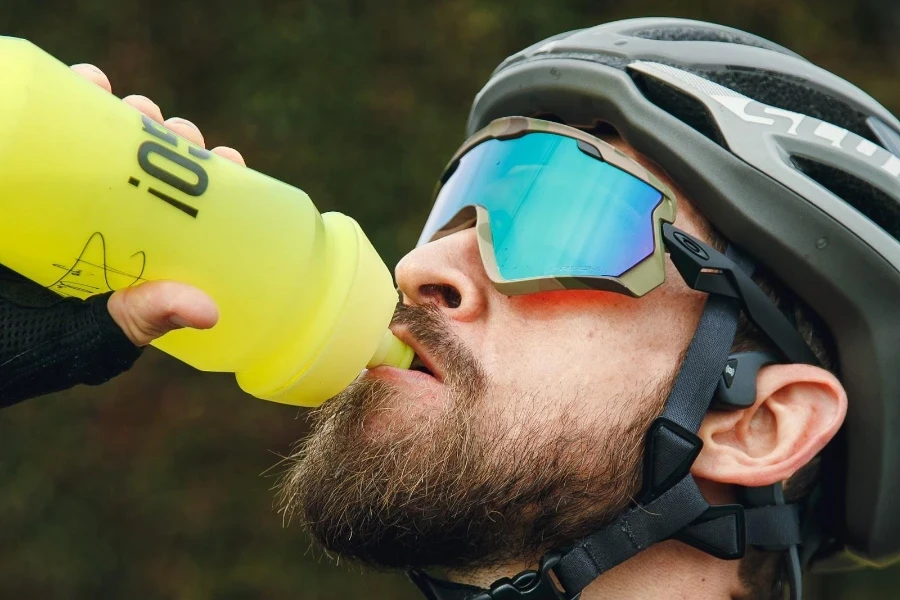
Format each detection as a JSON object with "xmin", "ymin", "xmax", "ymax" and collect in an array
[{"xmin": 466, "ymin": 17, "xmax": 900, "ymax": 567}]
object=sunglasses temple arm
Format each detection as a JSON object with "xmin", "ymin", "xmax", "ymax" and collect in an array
[{"xmin": 661, "ymin": 223, "xmax": 819, "ymax": 367}]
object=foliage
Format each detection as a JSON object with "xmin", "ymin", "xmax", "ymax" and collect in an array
[{"xmin": 0, "ymin": 1, "xmax": 897, "ymax": 598}]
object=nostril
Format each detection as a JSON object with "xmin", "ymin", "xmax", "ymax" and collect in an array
[{"xmin": 419, "ymin": 284, "xmax": 462, "ymax": 309}]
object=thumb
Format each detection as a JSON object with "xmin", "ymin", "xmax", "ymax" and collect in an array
[{"xmin": 106, "ymin": 280, "xmax": 219, "ymax": 347}]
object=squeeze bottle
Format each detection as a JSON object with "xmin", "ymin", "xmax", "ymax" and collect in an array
[{"xmin": 0, "ymin": 37, "xmax": 413, "ymax": 406}]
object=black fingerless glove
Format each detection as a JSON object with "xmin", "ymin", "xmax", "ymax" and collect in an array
[{"xmin": 0, "ymin": 264, "xmax": 143, "ymax": 408}]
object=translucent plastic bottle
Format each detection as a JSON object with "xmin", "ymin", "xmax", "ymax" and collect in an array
[{"xmin": 0, "ymin": 37, "xmax": 413, "ymax": 406}]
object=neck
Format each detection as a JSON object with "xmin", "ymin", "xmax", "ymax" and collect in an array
[{"xmin": 445, "ymin": 541, "xmax": 745, "ymax": 600}]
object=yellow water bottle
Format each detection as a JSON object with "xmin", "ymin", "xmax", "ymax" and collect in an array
[{"xmin": 0, "ymin": 36, "xmax": 413, "ymax": 406}]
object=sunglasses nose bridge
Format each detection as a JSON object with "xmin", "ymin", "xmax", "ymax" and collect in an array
[
  {"xmin": 419, "ymin": 205, "xmax": 478, "ymax": 247},
  {"xmin": 417, "ymin": 204, "xmax": 502, "ymax": 292}
]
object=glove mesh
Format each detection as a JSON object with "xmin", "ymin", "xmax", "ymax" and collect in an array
[{"xmin": 0, "ymin": 265, "xmax": 143, "ymax": 407}]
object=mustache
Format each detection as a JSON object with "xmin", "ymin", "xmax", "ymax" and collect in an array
[
  {"xmin": 390, "ymin": 302, "xmax": 447, "ymax": 340},
  {"xmin": 304, "ymin": 302, "xmax": 486, "ymax": 441},
  {"xmin": 389, "ymin": 303, "xmax": 483, "ymax": 389}
]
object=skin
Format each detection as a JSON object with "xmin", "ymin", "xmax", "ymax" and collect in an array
[
  {"xmin": 79, "ymin": 65, "xmax": 848, "ymax": 598},
  {"xmin": 389, "ymin": 141, "xmax": 848, "ymax": 597},
  {"xmin": 69, "ymin": 63, "xmax": 228, "ymax": 347}
]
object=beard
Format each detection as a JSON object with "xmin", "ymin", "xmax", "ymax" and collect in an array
[{"xmin": 277, "ymin": 303, "xmax": 672, "ymax": 572}]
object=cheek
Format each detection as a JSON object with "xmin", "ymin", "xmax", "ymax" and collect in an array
[
  {"xmin": 475, "ymin": 284, "xmax": 704, "ymax": 427},
  {"xmin": 508, "ymin": 289, "xmax": 631, "ymax": 317},
  {"xmin": 502, "ymin": 285, "xmax": 701, "ymax": 362}
]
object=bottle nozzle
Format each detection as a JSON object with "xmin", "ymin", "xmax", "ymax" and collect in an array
[{"xmin": 367, "ymin": 330, "xmax": 414, "ymax": 369}]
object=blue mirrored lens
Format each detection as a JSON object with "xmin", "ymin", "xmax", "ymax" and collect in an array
[{"xmin": 419, "ymin": 132, "xmax": 663, "ymax": 280}]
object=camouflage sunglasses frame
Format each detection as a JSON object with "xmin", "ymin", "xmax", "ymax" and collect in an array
[{"xmin": 427, "ymin": 116, "xmax": 677, "ymax": 298}]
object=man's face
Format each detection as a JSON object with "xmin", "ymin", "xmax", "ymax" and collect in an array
[{"xmin": 279, "ymin": 137, "xmax": 713, "ymax": 571}]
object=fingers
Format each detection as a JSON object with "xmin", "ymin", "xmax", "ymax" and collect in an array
[
  {"xmin": 165, "ymin": 117, "xmax": 205, "ymax": 148},
  {"xmin": 121, "ymin": 99, "xmax": 248, "ymax": 164},
  {"xmin": 107, "ymin": 280, "xmax": 219, "ymax": 347},
  {"xmin": 69, "ymin": 63, "xmax": 246, "ymax": 166},
  {"xmin": 211, "ymin": 146, "xmax": 246, "ymax": 166},
  {"xmin": 122, "ymin": 94, "xmax": 165, "ymax": 123},
  {"xmin": 71, "ymin": 63, "xmax": 112, "ymax": 93}
]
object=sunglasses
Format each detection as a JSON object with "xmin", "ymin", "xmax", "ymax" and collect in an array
[
  {"xmin": 417, "ymin": 116, "xmax": 818, "ymax": 369},
  {"xmin": 419, "ymin": 117, "xmax": 676, "ymax": 298}
]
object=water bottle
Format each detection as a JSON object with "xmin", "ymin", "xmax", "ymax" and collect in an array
[{"xmin": 0, "ymin": 37, "xmax": 413, "ymax": 407}]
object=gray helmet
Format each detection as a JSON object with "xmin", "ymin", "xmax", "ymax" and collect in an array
[{"xmin": 467, "ymin": 18, "xmax": 900, "ymax": 564}]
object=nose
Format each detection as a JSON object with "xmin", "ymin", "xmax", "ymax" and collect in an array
[{"xmin": 395, "ymin": 228, "xmax": 489, "ymax": 322}]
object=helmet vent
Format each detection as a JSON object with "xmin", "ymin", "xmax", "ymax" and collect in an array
[
  {"xmin": 628, "ymin": 26, "xmax": 786, "ymax": 53},
  {"xmin": 629, "ymin": 71, "xmax": 727, "ymax": 148},
  {"xmin": 625, "ymin": 27, "xmax": 883, "ymax": 149},
  {"xmin": 791, "ymin": 155, "xmax": 900, "ymax": 242},
  {"xmin": 697, "ymin": 68, "xmax": 881, "ymax": 148}
]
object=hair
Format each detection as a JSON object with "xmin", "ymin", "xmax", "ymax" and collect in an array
[{"xmin": 705, "ymin": 225, "xmax": 839, "ymax": 600}]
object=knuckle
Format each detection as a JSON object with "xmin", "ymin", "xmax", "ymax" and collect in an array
[
  {"xmin": 124, "ymin": 95, "xmax": 163, "ymax": 117},
  {"xmin": 113, "ymin": 286, "xmax": 168, "ymax": 345},
  {"xmin": 126, "ymin": 309, "xmax": 168, "ymax": 345},
  {"xmin": 212, "ymin": 146, "xmax": 246, "ymax": 165},
  {"xmin": 167, "ymin": 117, "xmax": 206, "ymax": 145},
  {"xmin": 168, "ymin": 116, "xmax": 198, "ymax": 128}
]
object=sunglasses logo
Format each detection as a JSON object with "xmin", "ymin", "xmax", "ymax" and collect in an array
[{"xmin": 673, "ymin": 231, "xmax": 710, "ymax": 261}]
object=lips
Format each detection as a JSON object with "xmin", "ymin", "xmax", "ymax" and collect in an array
[{"xmin": 391, "ymin": 328, "xmax": 444, "ymax": 383}]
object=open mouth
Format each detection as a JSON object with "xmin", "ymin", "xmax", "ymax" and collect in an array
[
  {"xmin": 388, "ymin": 328, "xmax": 445, "ymax": 383},
  {"xmin": 409, "ymin": 352, "xmax": 436, "ymax": 378}
]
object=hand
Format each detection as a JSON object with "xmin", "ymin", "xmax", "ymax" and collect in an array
[
  {"xmin": 0, "ymin": 64, "xmax": 246, "ymax": 408},
  {"xmin": 70, "ymin": 64, "xmax": 243, "ymax": 346}
]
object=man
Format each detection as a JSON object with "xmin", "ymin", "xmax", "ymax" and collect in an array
[{"xmin": 3, "ymin": 17, "xmax": 899, "ymax": 600}]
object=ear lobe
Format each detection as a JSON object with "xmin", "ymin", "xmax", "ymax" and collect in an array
[{"xmin": 692, "ymin": 364, "xmax": 847, "ymax": 488}]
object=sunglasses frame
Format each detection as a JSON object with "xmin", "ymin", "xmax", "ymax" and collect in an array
[{"xmin": 427, "ymin": 117, "xmax": 677, "ymax": 298}]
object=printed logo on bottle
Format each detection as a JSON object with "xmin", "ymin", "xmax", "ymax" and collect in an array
[{"xmin": 130, "ymin": 114, "xmax": 211, "ymax": 217}]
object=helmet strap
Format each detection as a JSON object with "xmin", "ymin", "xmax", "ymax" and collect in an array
[{"xmin": 408, "ymin": 228, "xmax": 809, "ymax": 600}]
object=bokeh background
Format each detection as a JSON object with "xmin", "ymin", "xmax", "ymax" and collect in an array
[{"xmin": 0, "ymin": 1, "xmax": 897, "ymax": 598}]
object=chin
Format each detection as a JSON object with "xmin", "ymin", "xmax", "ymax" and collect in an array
[{"xmin": 359, "ymin": 369, "xmax": 445, "ymax": 433}]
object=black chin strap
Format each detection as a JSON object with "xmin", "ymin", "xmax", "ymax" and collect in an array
[{"xmin": 409, "ymin": 226, "xmax": 807, "ymax": 600}]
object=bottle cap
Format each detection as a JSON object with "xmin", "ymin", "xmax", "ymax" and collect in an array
[{"xmin": 367, "ymin": 330, "xmax": 414, "ymax": 369}]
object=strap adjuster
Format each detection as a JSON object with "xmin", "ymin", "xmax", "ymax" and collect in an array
[
  {"xmin": 640, "ymin": 418, "xmax": 703, "ymax": 502},
  {"xmin": 674, "ymin": 504, "xmax": 747, "ymax": 560}
]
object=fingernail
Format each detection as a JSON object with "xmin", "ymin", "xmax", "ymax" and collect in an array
[{"xmin": 168, "ymin": 315, "xmax": 193, "ymax": 328}]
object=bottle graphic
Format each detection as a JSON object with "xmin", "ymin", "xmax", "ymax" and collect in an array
[{"xmin": 0, "ymin": 37, "xmax": 413, "ymax": 406}]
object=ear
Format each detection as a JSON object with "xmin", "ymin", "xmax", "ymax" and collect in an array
[{"xmin": 692, "ymin": 364, "xmax": 847, "ymax": 487}]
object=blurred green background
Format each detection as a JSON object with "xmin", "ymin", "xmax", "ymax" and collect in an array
[{"xmin": 0, "ymin": 0, "xmax": 897, "ymax": 598}]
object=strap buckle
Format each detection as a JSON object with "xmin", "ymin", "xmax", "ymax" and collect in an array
[
  {"xmin": 484, "ymin": 553, "xmax": 578, "ymax": 600},
  {"xmin": 406, "ymin": 554, "xmax": 578, "ymax": 600}
]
